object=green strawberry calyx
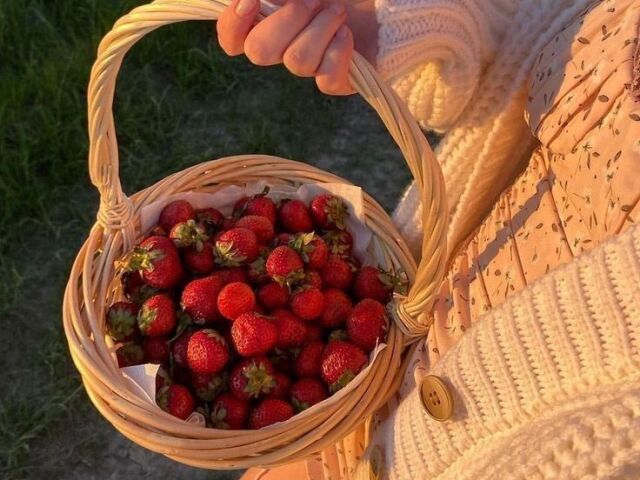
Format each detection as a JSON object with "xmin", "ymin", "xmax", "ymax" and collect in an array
[
  {"xmin": 195, "ymin": 375, "xmax": 225, "ymax": 401},
  {"xmin": 330, "ymin": 369, "xmax": 356, "ymax": 393},
  {"xmin": 171, "ymin": 220, "xmax": 210, "ymax": 250},
  {"xmin": 289, "ymin": 232, "xmax": 317, "ymax": 263},
  {"xmin": 243, "ymin": 361, "xmax": 276, "ymax": 398},
  {"xmin": 214, "ymin": 241, "xmax": 246, "ymax": 267},
  {"xmin": 292, "ymin": 397, "xmax": 310, "ymax": 413},
  {"xmin": 137, "ymin": 304, "xmax": 158, "ymax": 334},
  {"xmin": 106, "ymin": 307, "xmax": 136, "ymax": 341},
  {"xmin": 211, "ymin": 405, "xmax": 230, "ymax": 429},
  {"xmin": 323, "ymin": 196, "xmax": 349, "ymax": 230},
  {"xmin": 119, "ymin": 247, "xmax": 165, "ymax": 273},
  {"xmin": 328, "ymin": 329, "xmax": 348, "ymax": 342},
  {"xmin": 378, "ymin": 267, "xmax": 409, "ymax": 296}
]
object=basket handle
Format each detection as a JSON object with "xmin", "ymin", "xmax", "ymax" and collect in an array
[{"xmin": 88, "ymin": 0, "xmax": 447, "ymax": 338}]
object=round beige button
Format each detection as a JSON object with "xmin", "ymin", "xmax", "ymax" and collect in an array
[{"xmin": 420, "ymin": 375, "xmax": 454, "ymax": 421}]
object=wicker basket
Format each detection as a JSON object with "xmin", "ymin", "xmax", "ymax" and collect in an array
[{"xmin": 62, "ymin": 0, "xmax": 447, "ymax": 470}]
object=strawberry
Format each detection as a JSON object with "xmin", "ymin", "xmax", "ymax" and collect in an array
[
  {"xmin": 212, "ymin": 267, "xmax": 250, "ymax": 286},
  {"xmin": 180, "ymin": 276, "xmax": 224, "ymax": 323},
  {"xmin": 235, "ymin": 215, "xmax": 275, "ymax": 245},
  {"xmin": 190, "ymin": 371, "xmax": 226, "ymax": 401},
  {"xmin": 310, "ymin": 194, "xmax": 349, "ymax": 230},
  {"xmin": 150, "ymin": 225, "xmax": 167, "ymax": 237},
  {"xmin": 217, "ymin": 282, "xmax": 256, "ymax": 321},
  {"xmin": 295, "ymin": 340, "xmax": 325, "ymax": 378},
  {"xmin": 170, "ymin": 328, "xmax": 194, "ymax": 367},
  {"xmin": 229, "ymin": 356, "xmax": 276, "ymax": 400},
  {"xmin": 267, "ymin": 372, "xmax": 292, "ymax": 399},
  {"xmin": 122, "ymin": 271, "xmax": 158, "ymax": 304},
  {"xmin": 354, "ymin": 266, "xmax": 407, "ymax": 303},
  {"xmin": 106, "ymin": 301, "xmax": 139, "ymax": 342},
  {"xmin": 319, "ymin": 289, "xmax": 352, "ymax": 328},
  {"xmin": 265, "ymin": 246, "xmax": 304, "ymax": 286},
  {"xmin": 187, "ymin": 329, "xmax": 229, "ymax": 374},
  {"xmin": 347, "ymin": 299, "xmax": 388, "ymax": 352},
  {"xmin": 304, "ymin": 270, "xmax": 323, "ymax": 290},
  {"xmin": 321, "ymin": 341, "xmax": 368, "ymax": 392},
  {"xmin": 249, "ymin": 399, "xmax": 294, "ymax": 429},
  {"xmin": 195, "ymin": 207, "xmax": 224, "ymax": 235},
  {"xmin": 322, "ymin": 230, "xmax": 353, "ymax": 257},
  {"xmin": 169, "ymin": 219, "xmax": 209, "ymax": 250},
  {"xmin": 231, "ymin": 312, "xmax": 277, "ymax": 356},
  {"xmin": 290, "ymin": 287, "xmax": 324, "ymax": 321},
  {"xmin": 289, "ymin": 233, "xmax": 329, "ymax": 269},
  {"xmin": 211, "ymin": 393, "xmax": 250, "ymax": 429},
  {"xmin": 215, "ymin": 228, "xmax": 259, "ymax": 265},
  {"xmin": 247, "ymin": 247, "xmax": 271, "ymax": 286},
  {"xmin": 121, "ymin": 236, "xmax": 183, "ymax": 289},
  {"xmin": 138, "ymin": 294, "xmax": 176, "ymax": 337},
  {"xmin": 276, "ymin": 232, "xmax": 295, "ymax": 246},
  {"xmin": 115, "ymin": 343, "xmax": 145, "ymax": 367},
  {"xmin": 272, "ymin": 309, "xmax": 307, "ymax": 348},
  {"xmin": 305, "ymin": 324, "xmax": 323, "ymax": 341},
  {"xmin": 257, "ymin": 282, "xmax": 289, "ymax": 311},
  {"xmin": 269, "ymin": 348, "xmax": 298, "ymax": 375},
  {"xmin": 159, "ymin": 200, "xmax": 196, "ymax": 232},
  {"xmin": 291, "ymin": 378, "xmax": 328, "ymax": 411},
  {"xmin": 278, "ymin": 199, "xmax": 313, "ymax": 233},
  {"xmin": 234, "ymin": 191, "xmax": 277, "ymax": 226},
  {"xmin": 183, "ymin": 242, "xmax": 215, "ymax": 274},
  {"xmin": 157, "ymin": 384, "xmax": 195, "ymax": 420},
  {"xmin": 142, "ymin": 336, "xmax": 170, "ymax": 363},
  {"xmin": 320, "ymin": 255, "xmax": 354, "ymax": 290}
]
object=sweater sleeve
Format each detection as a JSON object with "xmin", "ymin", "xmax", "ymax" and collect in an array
[{"xmin": 375, "ymin": 0, "xmax": 520, "ymax": 132}]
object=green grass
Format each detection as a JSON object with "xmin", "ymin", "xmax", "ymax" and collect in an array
[{"xmin": 0, "ymin": 1, "xmax": 411, "ymax": 478}]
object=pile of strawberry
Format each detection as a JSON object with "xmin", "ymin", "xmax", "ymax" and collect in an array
[{"xmin": 107, "ymin": 190, "xmax": 406, "ymax": 429}]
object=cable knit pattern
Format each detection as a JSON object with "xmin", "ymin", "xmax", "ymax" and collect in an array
[{"xmin": 372, "ymin": 222, "xmax": 640, "ymax": 479}]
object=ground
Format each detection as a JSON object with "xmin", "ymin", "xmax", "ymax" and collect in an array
[{"xmin": 0, "ymin": 1, "xmax": 423, "ymax": 478}]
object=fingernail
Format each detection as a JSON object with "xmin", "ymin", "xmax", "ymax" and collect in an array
[
  {"xmin": 336, "ymin": 25, "xmax": 349, "ymax": 39},
  {"xmin": 235, "ymin": 0, "xmax": 256, "ymax": 17},
  {"xmin": 304, "ymin": 0, "xmax": 320, "ymax": 10},
  {"xmin": 329, "ymin": 2, "xmax": 345, "ymax": 15}
]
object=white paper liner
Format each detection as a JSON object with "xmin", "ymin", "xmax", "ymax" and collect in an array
[{"xmin": 119, "ymin": 181, "xmax": 384, "ymax": 428}]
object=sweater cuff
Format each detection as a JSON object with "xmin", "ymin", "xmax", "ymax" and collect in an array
[{"xmin": 375, "ymin": 0, "xmax": 515, "ymax": 132}]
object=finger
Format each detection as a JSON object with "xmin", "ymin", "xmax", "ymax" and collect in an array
[
  {"xmin": 244, "ymin": 0, "xmax": 322, "ymax": 66},
  {"xmin": 216, "ymin": 0, "xmax": 260, "ymax": 56},
  {"xmin": 316, "ymin": 26, "xmax": 355, "ymax": 95},
  {"xmin": 283, "ymin": 3, "xmax": 347, "ymax": 77}
]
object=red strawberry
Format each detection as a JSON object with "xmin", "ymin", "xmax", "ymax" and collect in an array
[
  {"xmin": 290, "ymin": 287, "xmax": 324, "ymax": 321},
  {"xmin": 304, "ymin": 270, "xmax": 323, "ymax": 290},
  {"xmin": 295, "ymin": 340, "xmax": 325, "ymax": 377},
  {"xmin": 249, "ymin": 399, "xmax": 294, "ymax": 429},
  {"xmin": 159, "ymin": 200, "xmax": 195, "ymax": 232},
  {"xmin": 267, "ymin": 372, "xmax": 292, "ymax": 399},
  {"xmin": 217, "ymin": 282, "xmax": 256, "ymax": 321},
  {"xmin": 195, "ymin": 207, "xmax": 224, "ymax": 235},
  {"xmin": 121, "ymin": 236, "xmax": 183, "ymax": 289},
  {"xmin": 278, "ymin": 199, "xmax": 313, "ymax": 233},
  {"xmin": 229, "ymin": 356, "xmax": 276, "ymax": 400},
  {"xmin": 269, "ymin": 348, "xmax": 298, "ymax": 375},
  {"xmin": 122, "ymin": 271, "xmax": 158, "ymax": 304},
  {"xmin": 276, "ymin": 232, "xmax": 295, "ymax": 246},
  {"xmin": 106, "ymin": 301, "xmax": 139, "ymax": 342},
  {"xmin": 187, "ymin": 329, "xmax": 229, "ymax": 374},
  {"xmin": 211, "ymin": 393, "xmax": 250, "ymax": 429},
  {"xmin": 354, "ymin": 266, "xmax": 407, "ymax": 303},
  {"xmin": 212, "ymin": 267, "xmax": 249, "ymax": 286},
  {"xmin": 310, "ymin": 194, "xmax": 349, "ymax": 230},
  {"xmin": 265, "ymin": 246, "xmax": 304, "ymax": 286},
  {"xmin": 215, "ymin": 228, "xmax": 259, "ymax": 265},
  {"xmin": 272, "ymin": 309, "xmax": 307, "ymax": 348},
  {"xmin": 180, "ymin": 276, "xmax": 224, "ymax": 323},
  {"xmin": 289, "ymin": 233, "xmax": 329, "ymax": 269},
  {"xmin": 234, "ymin": 192, "xmax": 277, "ymax": 226},
  {"xmin": 320, "ymin": 255, "xmax": 354, "ymax": 290},
  {"xmin": 183, "ymin": 242, "xmax": 215, "ymax": 274},
  {"xmin": 138, "ymin": 294, "xmax": 176, "ymax": 337},
  {"xmin": 319, "ymin": 289, "xmax": 352, "ymax": 328},
  {"xmin": 347, "ymin": 299, "xmax": 388, "ymax": 352},
  {"xmin": 322, "ymin": 230, "xmax": 353, "ymax": 257},
  {"xmin": 321, "ymin": 341, "xmax": 368, "ymax": 392},
  {"xmin": 115, "ymin": 343, "xmax": 145, "ymax": 367},
  {"xmin": 258, "ymin": 282, "xmax": 290, "ymax": 311},
  {"xmin": 169, "ymin": 219, "xmax": 209, "ymax": 250},
  {"xmin": 231, "ymin": 312, "xmax": 277, "ymax": 356},
  {"xmin": 142, "ymin": 336, "xmax": 170, "ymax": 363},
  {"xmin": 291, "ymin": 378, "xmax": 328, "ymax": 411},
  {"xmin": 157, "ymin": 384, "xmax": 195, "ymax": 420},
  {"xmin": 235, "ymin": 215, "xmax": 275, "ymax": 244},
  {"xmin": 190, "ymin": 371, "xmax": 226, "ymax": 401},
  {"xmin": 305, "ymin": 324, "xmax": 323, "ymax": 341},
  {"xmin": 170, "ymin": 329, "xmax": 195, "ymax": 367},
  {"xmin": 247, "ymin": 247, "xmax": 271, "ymax": 286}
]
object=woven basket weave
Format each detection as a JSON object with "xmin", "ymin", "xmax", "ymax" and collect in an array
[{"xmin": 62, "ymin": 0, "xmax": 447, "ymax": 469}]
